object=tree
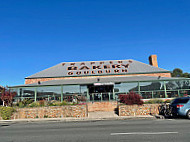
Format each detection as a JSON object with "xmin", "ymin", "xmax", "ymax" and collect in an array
[
  {"xmin": 0, "ymin": 88, "xmax": 16, "ymax": 106},
  {"xmin": 172, "ymin": 68, "xmax": 190, "ymax": 78},
  {"xmin": 172, "ymin": 68, "xmax": 183, "ymax": 77},
  {"xmin": 183, "ymin": 72, "xmax": 190, "ymax": 78}
]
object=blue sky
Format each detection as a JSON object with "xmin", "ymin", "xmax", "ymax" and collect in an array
[{"xmin": 0, "ymin": 0, "xmax": 190, "ymax": 86}]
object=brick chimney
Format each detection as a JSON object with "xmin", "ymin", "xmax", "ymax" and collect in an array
[{"xmin": 149, "ymin": 55, "xmax": 158, "ymax": 67}]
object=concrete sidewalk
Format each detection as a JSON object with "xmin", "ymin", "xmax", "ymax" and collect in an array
[{"xmin": 0, "ymin": 115, "xmax": 155, "ymax": 124}]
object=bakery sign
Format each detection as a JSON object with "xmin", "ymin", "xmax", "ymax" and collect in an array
[{"xmin": 63, "ymin": 60, "xmax": 132, "ymax": 76}]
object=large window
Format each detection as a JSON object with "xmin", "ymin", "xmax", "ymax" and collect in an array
[
  {"xmin": 165, "ymin": 80, "xmax": 190, "ymax": 90},
  {"xmin": 19, "ymin": 88, "xmax": 36, "ymax": 101},
  {"xmin": 114, "ymin": 83, "xmax": 138, "ymax": 94},
  {"xmin": 63, "ymin": 85, "xmax": 80, "ymax": 102},
  {"xmin": 37, "ymin": 86, "xmax": 61, "ymax": 101},
  {"xmin": 140, "ymin": 81, "xmax": 164, "ymax": 91}
]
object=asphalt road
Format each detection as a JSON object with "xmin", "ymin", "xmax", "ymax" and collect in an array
[{"xmin": 0, "ymin": 118, "xmax": 190, "ymax": 142}]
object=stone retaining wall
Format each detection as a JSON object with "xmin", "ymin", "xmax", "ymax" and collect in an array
[
  {"xmin": 0, "ymin": 105, "xmax": 87, "ymax": 120},
  {"xmin": 119, "ymin": 104, "xmax": 160, "ymax": 116}
]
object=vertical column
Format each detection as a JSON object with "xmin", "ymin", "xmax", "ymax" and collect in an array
[
  {"xmin": 61, "ymin": 86, "xmax": 63, "ymax": 102},
  {"xmin": 17, "ymin": 88, "xmax": 20, "ymax": 97},
  {"xmin": 113, "ymin": 87, "xmax": 115, "ymax": 100},
  {"xmin": 92, "ymin": 93, "xmax": 94, "ymax": 101},
  {"xmin": 164, "ymin": 81, "xmax": 167, "ymax": 98},
  {"xmin": 177, "ymin": 90, "xmax": 180, "ymax": 97},
  {"xmin": 48, "ymin": 95, "xmax": 50, "ymax": 101},
  {"xmin": 35, "ymin": 88, "xmax": 37, "ymax": 102},
  {"xmin": 17, "ymin": 88, "xmax": 20, "ymax": 102},
  {"xmin": 87, "ymin": 89, "xmax": 89, "ymax": 102},
  {"xmin": 108, "ymin": 92, "xmax": 110, "ymax": 101},
  {"xmin": 101, "ymin": 93, "xmax": 102, "ymax": 101},
  {"xmin": 152, "ymin": 91, "xmax": 154, "ymax": 98},
  {"xmin": 21, "ymin": 88, "xmax": 24, "ymax": 101},
  {"xmin": 138, "ymin": 82, "xmax": 140, "ymax": 95}
]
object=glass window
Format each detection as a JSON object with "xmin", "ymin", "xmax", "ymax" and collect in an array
[
  {"xmin": 37, "ymin": 86, "xmax": 61, "ymax": 101},
  {"xmin": 80, "ymin": 85, "xmax": 88, "ymax": 95},
  {"xmin": 141, "ymin": 92, "xmax": 153, "ymax": 99},
  {"xmin": 166, "ymin": 91, "xmax": 179, "ymax": 98},
  {"xmin": 140, "ymin": 81, "xmax": 164, "ymax": 91},
  {"xmin": 114, "ymin": 83, "xmax": 138, "ymax": 94},
  {"xmin": 153, "ymin": 91, "xmax": 165, "ymax": 98},
  {"xmin": 171, "ymin": 98, "xmax": 190, "ymax": 104},
  {"xmin": 63, "ymin": 85, "xmax": 80, "ymax": 94},
  {"xmin": 20, "ymin": 88, "xmax": 36, "ymax": 101},
  {"xmin": 63, "ymin": 85, "xmax": 80, "ymax": 102},
  {"xmin": 165, "ymin": 80, "xmax": 190, "ymax": 90}
]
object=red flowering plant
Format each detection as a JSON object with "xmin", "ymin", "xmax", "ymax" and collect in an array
[
  {"xmin": 0, "ymin": 88, "xmax": 16, "ymax": 107},
  {"xmin": 118, "ymin": 91, "xmax": 143, "ymax": 105}
]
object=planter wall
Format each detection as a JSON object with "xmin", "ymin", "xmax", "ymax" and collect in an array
[
  {"xmin": 0, "ymin": 105, "xmax": 87, "ymax": 120},
  {"xmin": 119, "ymin": 104, "xmax": 160, "ymax": 116}
]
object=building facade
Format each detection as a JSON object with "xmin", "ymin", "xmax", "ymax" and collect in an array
[{"xmin": 10, "ymin": 55, "xmax": 190, "ymax": 102}]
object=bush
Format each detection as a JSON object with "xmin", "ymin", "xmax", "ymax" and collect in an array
[
  {"xmin": 29, "ymin": 102, "xmax": 40, "ymax": 107},
  {"xmin": 48, "ymin": 100, "xmax": 69, "ymax": 106},
  {"xmin": 18, "ymin": 102, "xmax": 25, "ymax": 108},
  {"xmin": 144, "ymin": 99, "xmax": 164, "ymax": 104},
  {"xmin": 118, "ymin": 92, "xmax": 143, "ymax": 105},
  {"xmin": 15, "ymin": 99, "xmax": 34, "ymax": 108},
  {"xmin": 0, "ymin": 88, "xmax": 16, "ymax": 106},
  {"xmin": 0, "ymin": 106, "xmax": 16, "ymax": 120},
  {"xmin": 16, "ymin": 100, "xmax": 72, "ymax": 108},
  {"xmin": 59, "ymin": 101, "xmax": 69, "ymax": 106},
  {"xmin": 164, "ymin": 99, "xmax": 173, "ymax": 103}
]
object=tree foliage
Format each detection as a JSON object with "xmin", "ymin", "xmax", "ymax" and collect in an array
[
  {"xmin": 0, "ymin": 88, "xmax": 16, "ymax": 106},
  {"xmin": 172, "ymin": 68, "xmax": 190, "ymax": 78},
  {"xmin": 118, "ymin": 92, "xmax": 143, "ymax": 105}
]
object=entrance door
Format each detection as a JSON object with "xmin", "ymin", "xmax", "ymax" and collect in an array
[{"xmin": 88, "ymin": 85, "xmax": 113, "ymax": 101}]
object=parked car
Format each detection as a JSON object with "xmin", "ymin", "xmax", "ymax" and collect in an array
[{"xmin": 170, "ymin": 97, "xmax": 190, "ymax": 119}]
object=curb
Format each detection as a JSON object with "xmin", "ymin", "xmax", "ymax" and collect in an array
[{"xmin": 0, "ymin": 115, "xmax": 155, "ymax": 124}]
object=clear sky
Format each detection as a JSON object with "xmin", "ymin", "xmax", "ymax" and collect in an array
[{"xmin": 0, "ymin": 0, "xmax": 190, "ymax": 86}]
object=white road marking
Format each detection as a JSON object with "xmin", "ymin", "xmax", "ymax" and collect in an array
[{"xmin": 110, "ymin": 132, "xmax": 179, "ymax": 135}]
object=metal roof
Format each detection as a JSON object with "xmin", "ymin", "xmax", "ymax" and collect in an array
[
  {"xmin": 26, "ymin": 59, "xmax": 170, "ymax": 79},
  {"xmin": 11, "ymin": 76, "xmax": 188, "ymax": 88}
]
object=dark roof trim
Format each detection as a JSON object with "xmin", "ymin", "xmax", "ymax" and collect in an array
[
  {"xmin": 25, "ymin": 71, "xmax": 171, "ymax": 79},
  {"xmin": 10, "ymin": 77, "xmax": 189, "ymax": 88}
]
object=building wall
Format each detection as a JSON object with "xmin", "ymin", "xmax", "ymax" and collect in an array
[
  {"xmin": 87, "ymin": 101, "xmax": 118, "ymax": 112},
  {"xmin": 25, "ymin": 72, "xmax": 171, "ymax": 84}
]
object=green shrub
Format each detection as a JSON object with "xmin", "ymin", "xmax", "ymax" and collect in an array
[
  {"xmin": 48, "ymin": 101, "xmax": 69, "ymax": 106},
  {"xmin": 144, "ymin": 99, "xmax": 164, "ymax": 104},
  {"xmin": 15, "ymin": 99, "xmax": 34, "ymax": 108},
  {"xmin": 0, "ymin": 106, "xmax": 16, "ymax": 120},
  {"xmin": 164, "ymin": 99, "xmax": 173, "ymax": 103},
  {"xmin": 22, "ymin": 99, "xmax": 33, "ymax": 106},
  {"xmin": 16, "ymin": 100, "xmax": 72, "ymax": 108},
  {"xmin": 59, "ymin": 101, "xmax": 69, "ymax": 106},
  {"xmin": 29, "ymin": 102, "xmax": 40, "ymax": 107},
  {"xmin": 44, "ymin": 115, "xmax": 48, "ymax": 118},
  {"xmin": 18, "ymin": 102, "xmax": 25, "ymax": 108}
]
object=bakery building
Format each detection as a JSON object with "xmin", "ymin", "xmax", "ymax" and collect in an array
[{"xmin": 10, "ymin": 55, "xmax": 190, "ymax": 102}]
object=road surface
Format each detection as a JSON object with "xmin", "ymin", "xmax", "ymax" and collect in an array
[{"xmin": 0, "ymin": 118, "xmax": 190, "ymax": 142}]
